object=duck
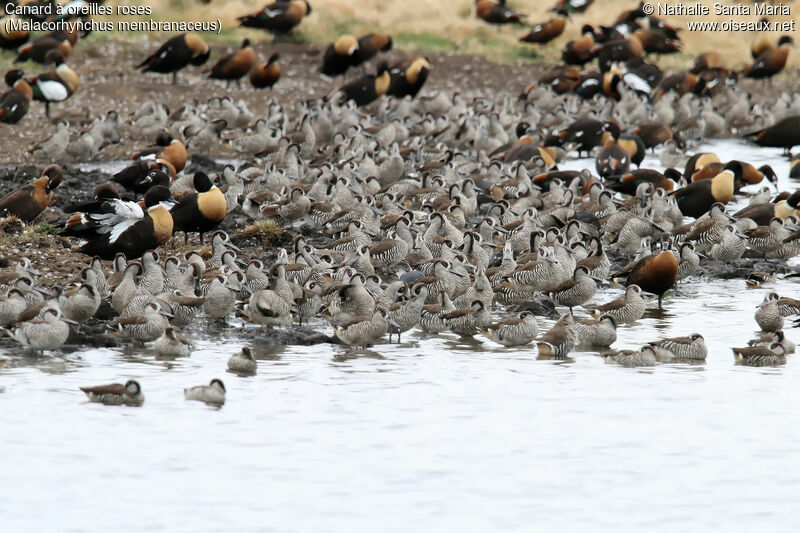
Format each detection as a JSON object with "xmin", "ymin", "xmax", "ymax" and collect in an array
[
  {"xmin": 184, "ymin": 378, "xmax": 226, "ymax": 405},
  {"xmin": 25, "ymin": 53, "xmax": 80, "ymax": 118},
  {"xmin": 745, "ymin": 115, "xmax": 800, "ymax": 156},
  {"xmin": 549, "ymin": 265, "xmax": 596, "ymax": 314},
  {"xmin": 0, "ymin": 289, "xmax": 27, "ymax": 327},
  {"xmin": 443, "ymin": 300, "xmax": 491, "ymax": 337},
  {"xmin": 520, "ymin": 17, "xmax": 566, "ymax": 44},
  {"xmin": 387, "ymin": 56, "xmax": 431, "ymax": 98},
  {"xmin": 62, "ymin": 185, "xmax": 176, "ymax": 260},
  {"xmin": 238, "ymin": 1, "xmax": 311, "ymax": 35},
  {"xmin": 59, "ymin": 275, "xmax": 100, "ymax": 323},
  {"xmin": 552, "ymin": 0, "xmax": 595, "ymax": 15},
  {"xmin": 555, "ymin": 117, "xmax": 620, "ymax": 157},
  {"xmin": 80, "ymin": 379, "xmax": 144, "ymax": 406},
  {"xmin": 3, "ymin": 307, "xmax": 74, "ymax": 353},
  {"xmin": 14, "ymin": 35, "xmax": 71, "ymax": 64},
  {"xmin": 137, "ymin": 33, "xmax": 210, "ymax": 85},
  {"xmin": 607, "ymin": 168, "xmax": 679, "ymax": 195},
  {"xmin": 113, "ymin": 165, "xmax": 171, "ymax": 197},
  {"xmin": 670, "ymin": 162, "xmax": 735, "ymax": 218},
  {"xmin": 154, "ymin": 326, "xmax": 194, "ymax": 357},
  {"xmin": 755, "ymin": 292, "xmax": 783, "ymax": 332},
  {"xmin": 228, "ymin": 346, "xmax": 257, "ymax": 375},
  {"xmin": 561, "ymin": 25, "xmax": 596, "ymax": 65},
  {"xmin": 575, "ymin": 314, "xmax": 617, "ymax": 347},
  {"xmin": 648, "ymin": 333, "xmax": 707, "ymax": 361},
  {"xmin": 536, "ymin": 313, "xmax": 575, "ymax": 357},
  {"xmin": 241, "ymin": 288, "xmax": 292, "ymax": 328},
  {"xmin": 621, "ymin": 239, "xmax": 678, "ymax": 309},
  {"xmin": 748, "ymin": 330, "xmax": 796, "ymax": 354},
  {"xmin": 170, "ymin": 172, "xmax": 226, "ymax": 244},
  {"xmin": 208, "ymin": 39, "xmax": 257, "ymax": 88},
  {"xmin": 354, "ymin": 33, "xmax": 393, "ymax": 66},
  {"xmin": 321, "ymin": 35, "xmax": 360, "ymax": 78},
  {"xmin": 387, "ymin": 284, "xmax": 428, "ymax": 342},
  {"xmin": 0, "ymin": 70, "xmax": 32, "ymax": 123},
  {"xmin": 249, "ymin": 53, "xmax": 281, "ymax": 89},
  {"xmin": 744, "ymin": 36, "xmax": 793, "ymax": 79},
  {"xmin": 733, "ymin": 342, "xmax": 787, "ymax": 366},
  {"xmin": 0, "ymin": 15, "xmax": 29, "ymax": 50},
  {"xmin": 327, "ymin": 61, "xmax": 390, "ymax": 107},
  {"xmin": 480, "ymin": 311, "xmax": 538, "ymax": 346},
  {"xmin": 588, "ymin": 285, "xmax": 645, "ymax": 323},
  {"xmin": 476, "ymin": 0, "xmax": 525, "ymax": 25},
  {"xmin": 327, "ymin": 307, "xmax": 394, "ymax": 348},
  {"xmin": 133, "ymin": 133, "xmax": 188, "ymax": 173},
  {"xmin": 111, "ymin": 301, "xmax": 172, "ymax": 343},
  {"xmin": 0, "ymin": 164, "xmax": 62, "ymax": 222},
  {"xmin": 605, "ymin": 346, "xmax": 657, "ymax": 367}
]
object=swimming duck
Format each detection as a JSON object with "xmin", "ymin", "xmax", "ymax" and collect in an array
[
  {"xmin": 62, "ymin": 185, "xmax": 176, "ymax": 260},
  {"xmin": 250, "ymin": 53, "xmax": 281, "ymax": 89},
  {"xmin": 0, "ymin": 164, "xmax": 62, "ymax": 222},
  {"xmin": 733, "ymin": 342, "xmax": 787, "ymax": 366},
  {"xmin": 111, "ymin": 302, "xmax": 171, "ymax": 343},
  {"xmin": 648, "ymin": 333, "xmax": 707, "ymax": 361},
  {"xmin": 154, "ymin": 326, "xmax": 194, "ymax": 357},
  {"xmin": 536, "ymin": 313, "xmax": 576, "ymax": 357},
  {"xmin": 170, "ymin": 172, "xmax": 226, "ymax": 244},
  {"xmin": 80, "ymin": 379, "xmax": 144, "ymax": 406},
  {"xmin": 748, "ymin": 330, "xmax": 796, "ymax": 354},
  {"xmin": 755, "ymin": 292, "xmax": 783, "ymax": 332},
  {"xmin": 575, "ymin": 314, "xmax": 617, "ymax": 347},
  {"xmin": 327, "ymin": 307, "xmax": 394, "ymax": 348},
  {"xmin": 208, "ymin": 39, "xmax": 257, "ymax": 88},
  {"xmin": 138, "ymin": 33, "xmax": 210, "ymax": 85},
  {"xmin": 184, "ymin": 379, "xmax": 226, "ymax": 405},
  {"xmin": 480, "ymin": 311, "xmax": 538, "ymax": 346},
  {"xmin": 228, "ymin": 346, "xmax": 257, "ymax": 375},
  {"xmin": 605, "ymin": 346, "xmax": 657, "ymax": 367},
  {"xmin": 589, "ymin": 285, "xmax": 645, "ymax": 323},
  {"xmin": 238, "ymin": 1, "xmax": 311, "ymax": 35}
]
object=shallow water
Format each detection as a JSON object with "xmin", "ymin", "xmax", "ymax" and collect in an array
[{"xmin": 3, "ymin": 139, "xmax": 800, "ymax": 530}]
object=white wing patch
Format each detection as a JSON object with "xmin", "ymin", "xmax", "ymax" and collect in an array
[
  {"xmin": 89, "ymin": 199, "xmax": 144, "ymax": 239},
  {"xmin": 38, "ymin": 80, "xmax": 68, "ymax": 102},
  {"xmin": 623, "ymin": 73, "xmax": 652, "ymax": 93},
  {"xmin": 108, "ymin": 219, "xmax": 139, "ymax": 244}
]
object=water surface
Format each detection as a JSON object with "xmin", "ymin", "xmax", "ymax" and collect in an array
[{"xmin": 2, "ymin": 140, "xmax": 800, "ymax": 531}]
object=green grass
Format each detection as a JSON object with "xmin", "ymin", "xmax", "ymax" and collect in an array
[
  {"xmin": 395, "ymin": 32, "xmax": 455, "ymax": 52},
  {"xmin": 33, "ymin": 222, "xmax": 60, "ymax": 235}
]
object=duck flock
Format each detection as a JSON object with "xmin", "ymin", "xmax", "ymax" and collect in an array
[{"xmin": 1, "ymin": 0, "xmax": 800, "ymax": 406}]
